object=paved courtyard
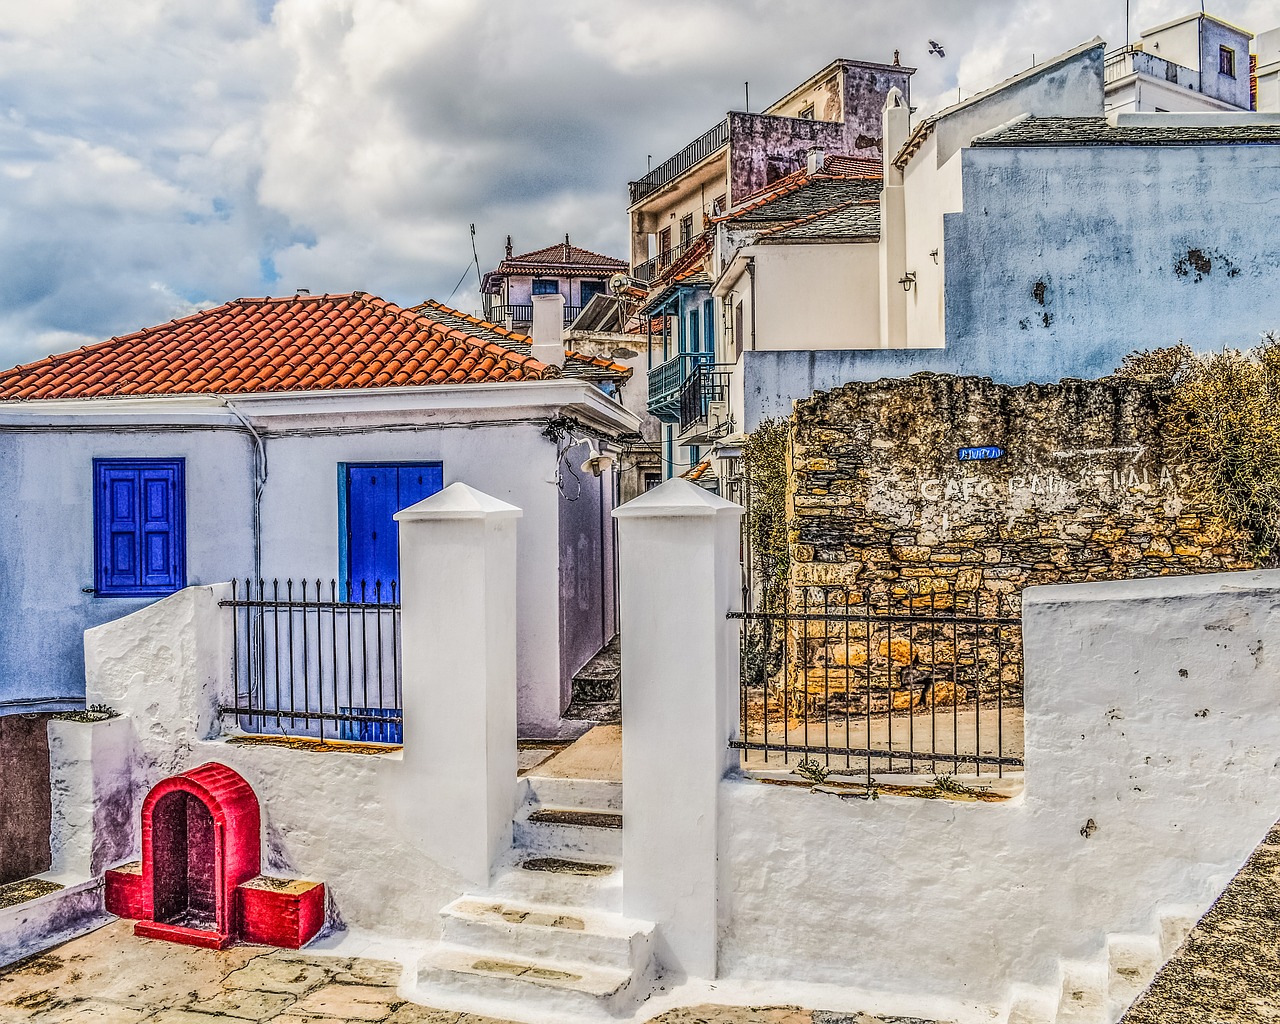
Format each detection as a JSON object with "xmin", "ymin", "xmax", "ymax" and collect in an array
[{"xmin": 0, "ymin": 921, "xmax": 934, "ymax": 1023}]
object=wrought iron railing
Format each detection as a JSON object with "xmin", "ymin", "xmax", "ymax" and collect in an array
[
  {"xmin": 629, "ymin": 120, "xmax": 730, "ymax": 205},
  {"xmin": 489, "ymin": 303, "xmax": 583, "ymax": 325},
  {"xmin": 220, "ymin": 578, "xmax": 402, "ymax": 744},
  {"xmin": 678, "ymin": 361, "xmax": 733, "ymax": 433},
  {"xmin": 632, "ymin": 230, "xmax": 712, "ymax": 284},
  {"xmin": 730, "ymin": 588, "xmax": 1023, "ymax": 779},
  {"xmin": 648, "ymin": 351, "xmax": 713, "ymax": 421}
]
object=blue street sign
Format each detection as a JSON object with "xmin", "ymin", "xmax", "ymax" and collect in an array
[{"xmin": 957, "ymin": 446, "xmax": 1005, "ymax": 461}]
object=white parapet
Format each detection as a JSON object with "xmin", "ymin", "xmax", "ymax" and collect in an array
[
  {"xmin": 614, "ymin": 477, "xmax": 743, "ymax": 979},
  {"xmin": 395, "ymin": 482, "xmax": 523, "ymax": 887}
]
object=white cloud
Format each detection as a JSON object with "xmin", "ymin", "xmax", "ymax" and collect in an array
[{"xmin": 0, "ymin": 0, "xmax": 1273, "ymax": 362}]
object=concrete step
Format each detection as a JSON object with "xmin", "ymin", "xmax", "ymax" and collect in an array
[
  {"xmin": 1106, "ymin": 932, "xmax": 1162, "ymax": 1020},
  {"xmin": 1005, "ymin": 982, "xmax": 1057, "ymax": 1024},
  {"xmin": 1055, "ymin": 959, "xmax": 1108, "ymax": 1024},
  {"xmin": 485, "ymin": 863, "xmax": 622, "ymax": 913},
  {"xmin": 440, "ymin": 895, "xmax": 653, "ymax": 972},
  {"xmin": 514, "ymin": 806, "xmax": 623, "ymax": 863},
  {"xmin": 523, "ymin": 775, "xmax": 623, "ymax": 812},
  {"xmin": 1157, "ymin": 905, "xmax": 1200, "ymax": 959},
  {"xmin": 416, "ymin": 942, "xmax": 644, "ymax": 1019}
]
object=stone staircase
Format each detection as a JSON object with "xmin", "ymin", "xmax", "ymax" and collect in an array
[
  {"xmin": 1004, "ymin": 902, "xmax": 1204, "ymax": 1024},
  {"xmin": 414, "ymin": 774, "xmax": 656, "ymax": 1019}
]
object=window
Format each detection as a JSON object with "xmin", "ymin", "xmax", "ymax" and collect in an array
[
  {"xmin": 658, "ymin": 227, "xmax": 672, "ymax": 263},
  {"xmin": 93, "ymin": 458, "xmax": 186, "ymax": 597},
  {"xmin": 643, "ymin": 472, "xmax": 662, "ymax": 492},
  {"xmin": 799, "ymin": 103, "xmax": 815, "ymax": 120},
  {"xmin": 688, "ymin": 308, "xmax": 700, "ymax": 352},
  {"xmin": 579, "ymin": 279, "xmax": 605, "ymax": 304},
  {"xmin": 1219, "ymin": 46, "xmax": 1235, "ymax": 78},
  {"xmin": 703, "ymin": 298, "xmax": 715, "ymax": 351},
  {"xmin": 532, "ymin": 278, "xmax": 560, "ymax": 296},
  {"xmin": 734, "ymin": 301, "xmax": 745, "ymax": 359},
  {"xmin": 679, "ymin": 213, "xmax": 694, "ymax": 247}
]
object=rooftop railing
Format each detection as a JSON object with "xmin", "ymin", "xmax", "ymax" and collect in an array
[
  {"xmin": 629, "ymin": 119, "xmax": 730, "ymax": 206},
  {"xmin": 1104, "ymin": 47, "xmax": 1200, "ymax": 90}
]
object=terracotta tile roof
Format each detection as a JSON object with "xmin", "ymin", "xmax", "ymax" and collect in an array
[
  {"xmin": 0, "ymin": 293, "xmax": 557, "ymax": 401},
  {"xmin": 822, "ymin": 154, "xmax": 883, "ymax": 177},
  {"xmin": 411, "ymin": 300, "xmax": 632, "ymax": 384},
  {"xmin": 492, "ymin": 240, "xmax": 628, "ymax": 276},
  {"xmin": 681, "ymin": 458, "xmax": 712, "ymax": 481}
]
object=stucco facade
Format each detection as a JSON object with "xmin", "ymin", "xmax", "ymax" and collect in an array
[{"xmin": 0, "ymin": 382, "xmax": 637, "ymax": 735}]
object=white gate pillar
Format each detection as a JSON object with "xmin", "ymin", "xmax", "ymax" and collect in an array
[
  {"xmin": 613, "ymin": 477, "xmax": 743, "ymax": 979},
  {"xmin": 395, "ymin": 482, "xmax": 521, "ymax": 886}
]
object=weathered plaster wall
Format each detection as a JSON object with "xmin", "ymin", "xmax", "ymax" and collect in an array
[
  {"xmin": 719, "ymin": 569, "xmax": 1280, "ymax": 1008},
  {"xmin": 788, "ymin": 374, "xmax": 1252, "ymax": 615},
  {"xmin": 752, "ymin": 243, "xmax": 880, "ymax": 350},
  {"xmin": 743, "ymin": 141, "xmax": 1280, "ymax": 428},
  {"xmin": 0, "ymin": 426, "xmax": 254, "ymax": 710},
  {"xmin": 0, "ymin": 714, "xmax": 52, "ymax": 884},
  {"xmin": 75, "ymin": 585, "xmax": 468, "ymax": 938},
  {"xmin": 728, "ymin": 114, "xmax": 847, "ymax": 204}
]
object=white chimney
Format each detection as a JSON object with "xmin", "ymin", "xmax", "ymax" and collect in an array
[
  {"xmin": 530, "ymin": 293, "xmax": 566, "ymax": 367},
  {"xmin": 806, "ymin": 145, "xmax": 825, "ymax": 174}
]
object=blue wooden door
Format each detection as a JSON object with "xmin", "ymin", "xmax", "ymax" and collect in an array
[{"xmin": 345, "ymin": 463, "xmax": 442, "ymax": 598}]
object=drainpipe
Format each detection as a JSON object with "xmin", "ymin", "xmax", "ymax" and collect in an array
[
  {"xmin": 218, "ymin": 397, "xmax": 267, "ymax": 585},
  {"xmin": 746, "ymin": 257, "xmax": 757, "ymax": 351}
]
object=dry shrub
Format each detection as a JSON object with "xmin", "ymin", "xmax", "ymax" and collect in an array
[{"xmin": 1119, "ymin": 334, "xmax": 1280, "ymax": 564}]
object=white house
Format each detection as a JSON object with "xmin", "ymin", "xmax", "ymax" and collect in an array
[{"xmin": 0, "ymin": 292, "xmax": 638, "ymax": 737}]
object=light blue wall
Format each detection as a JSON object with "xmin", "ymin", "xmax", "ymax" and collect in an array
[{"xmin": 745, "ymin": 141, "xmax": 1280, "ymax": 429}]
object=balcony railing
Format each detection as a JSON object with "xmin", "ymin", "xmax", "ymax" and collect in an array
[
  {"xmin": 678, "ymin": 361, "xmax": 733, "ymax": 435},
  {"xmin": 632, "ymin": 230, "xmax": 712, "ymax": 284},
  {"xmin": 629, "ymin": 119, "xmax": 730, "ymax": 206},
  {"xmin": 489, "ymin": 303, "xmax": 583, "ymax": 326},
  {"xmin": 1104, "ymin": 47, "xmax": 1199, "ymax": 90},
  {"xmin": 648, "ymin": 351, "xmax": 712, "ymax": 422}
]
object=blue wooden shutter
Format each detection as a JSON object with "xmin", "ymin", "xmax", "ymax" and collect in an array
[
  {"xmin": 94, "ymin": 459, "xmax": 185, "ymax": 596},
  {"xmin": 345, "ymin": 463, "xmax": 444, "ymax": 600}
]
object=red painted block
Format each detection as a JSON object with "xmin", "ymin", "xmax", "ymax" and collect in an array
[
  {"xmin": 237, "ymin": 877, "xmax": 326, "ymax": 949},
  {"xmin": 104, "ymin": 862, "xmax": 144, "ymax": 920}
]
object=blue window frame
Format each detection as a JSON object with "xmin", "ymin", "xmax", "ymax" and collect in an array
[
  {"xmin": 531, "ymin": 278, "xmax": 560, "ymax": 295},
  {"xmin": 339, "ymin": 462, "xmax": 443, "ymax": 599},
  {"xmin": 93, "ymin": 458, "xmax": 186, "ymax": 597}
]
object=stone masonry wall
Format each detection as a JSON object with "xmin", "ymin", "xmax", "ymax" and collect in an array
[{"xmin": 788, "ymin": 373, "xmax": 1254, "ymax": 619}]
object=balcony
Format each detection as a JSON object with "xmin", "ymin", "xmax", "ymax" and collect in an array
[
  {"xmin": 628, "ymin": 119, "xmax": 730, "ymax": 206},
  {"xmin": 488, "ymin": 303, "xmax": 583, "ymax": 327},
  {"xmin": 632, "ymin": 230, "xmax": 712, "ymax": 284},
  {"xmin": 677, "ymin": 361, "xmax": 734, "ymax": 442},
  {"xmin": 1104, "ymin": 47, "xmax": 1199, "ymax": 90},
  {"xmin": 648, "ymin": 352, "xmax": 712, "ymax": 423}
]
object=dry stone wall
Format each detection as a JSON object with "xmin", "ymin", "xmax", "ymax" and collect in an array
[{"xmin": 788, "ymin": 373, "xmax": 1254, "ymax": 619}]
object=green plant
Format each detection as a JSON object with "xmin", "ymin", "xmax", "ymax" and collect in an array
[
  {"xmin": 1119, "ymin": 335, "xmax": 1280, "ymax": 565},
  {"xmin": 794, "ymin": 758, "xmax": 831, "ymax": 785},
  {"xmin": 87, "ymin": 703, "xmax": 119, "ymax": 718},
  {"xmin": 743, "ymin": 418, "xmax": 791, "ymax": 612},
  {"xmin": 932, "ymin": 774, "xmax": 975, "ymax": 796}
]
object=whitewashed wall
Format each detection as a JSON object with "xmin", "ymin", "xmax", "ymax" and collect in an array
[{"xmin": 717, "ymin": 570, "xmax": 1280, "ymax": 1008}]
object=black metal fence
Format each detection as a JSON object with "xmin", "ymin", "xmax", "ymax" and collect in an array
[
  {"xmin": 729, "ymin": 588, "xmax": 1023, "ymax": 778},
  {"xmin": 220, "ymin": 578, "xmax": 402, "ymax": 744},
  {"xmin": 678, "ymin": 361, "xmax": 733, "ymax": 433}
]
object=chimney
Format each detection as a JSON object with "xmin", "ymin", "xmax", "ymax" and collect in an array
[
  {"xmin": 806, "ymin": 146, "xmax": 825, "ymax": 175},
  {"xmin": 530, "ymin": 292, "xmax": 566, "ymax": 367},
  {"xmin": 563, "ymin": 233, "xmax": 571, "ymax": 261},
  {"xmin": 505, "ymin": 235, "xmax": 513, "ymax": 258}
]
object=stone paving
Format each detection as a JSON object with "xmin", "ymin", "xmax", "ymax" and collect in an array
[{"xmin": 0, "ymin": 920, "xmax": 936, "ymax": 1023}]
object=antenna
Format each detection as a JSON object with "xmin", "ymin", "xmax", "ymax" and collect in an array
[
  {"xmin": 745, "ymin": 81, "xmax": 750, "ymax": 112},
  {"xmin": 470, "ymin": 224, "xmax": 481, "ymax": 290},
  {"xmin": 1125, "ymin": 0, "xmax": 1130, "ymax": 48}
]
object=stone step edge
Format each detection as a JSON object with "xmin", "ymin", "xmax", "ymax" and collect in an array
[
  {"xmin": 517, "ymin": 856, "xmax": 616, "ymax": 877},
  {"xmin": 419, "ymin": 942, "xmax": 633, "ymax": 998},
  {"xmin": 523, "ymin": 807, "xmax": 623, "ymax": 829},
  {"xmin": 441, "ymin": 895, "xmax": 652, "ymax": 941}
]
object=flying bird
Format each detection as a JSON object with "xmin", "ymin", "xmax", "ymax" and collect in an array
[{"xmin": 928, "ymin": 40, "xmax": 946, "ymax": 57}]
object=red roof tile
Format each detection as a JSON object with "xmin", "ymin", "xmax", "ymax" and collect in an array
[
  {"xmin": 496, "ymin": 240, "xmax": 628, "ymax": 273},
  {"xmin": 0, "ymin": 293, "xmax": 555, "ymax": 401}
]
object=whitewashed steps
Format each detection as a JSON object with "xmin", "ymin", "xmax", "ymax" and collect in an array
[
  {"xmin": 1005, "ymin": 982, "xmax": 1058, "ymax": 1024},
  {"xmin": 441, "ymin": 895, "xmax": 654, "ymax": 972},
  {"xmin": 514, "ymin": 806, "xmax": 623, "ymax": 863},
  {"xmin": 417, "ymin": 943, "xmax": 641, "ymax": 1018},
  {"xmin": 522, "ymin": 775, "xmax": 623, "ymax": 812},
  {"xmin": 1055, "ymin": 959, "xmax": 1109, "ymax": 1024},
  {"xmin": 1105, "ymin": 933, "xmax": 1162, "ymax": 1021},
  {"xmin": 488, "ymin": 862, "xmax": 622, "ymax": 913},
  {"xmin": 1156, "ymin": 905, "xmax": 1198, "ymax": 958}
]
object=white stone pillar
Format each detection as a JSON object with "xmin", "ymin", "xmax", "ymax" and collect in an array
[
  {"xmin": 613, "ymin": 477, "xmax": 743, "ymax": 979},
  {"xmin": 395, "ymin": 483, "xmax": 522, "ymax": 886}
]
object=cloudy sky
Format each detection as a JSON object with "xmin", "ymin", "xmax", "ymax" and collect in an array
[{"xmin": 0, "ymin": 0, "xmax": 1273, "ymax": 367}]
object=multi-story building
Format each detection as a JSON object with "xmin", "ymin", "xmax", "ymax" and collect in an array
[
  {"xmin": 480, "ymin": 235, "xmax": 628, "ymax": 333},
  {"xmin": 1104, "ymin": 12, "xmax": 1254, "ymax": 113},
  {"xmin": 628, "ymin": 56, "xmax": 913, "ymax": 480}
]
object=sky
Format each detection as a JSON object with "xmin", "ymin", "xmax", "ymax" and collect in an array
[{"xmin": 0, "ymin": 0, "xmax": 1273, "ymax": 368}]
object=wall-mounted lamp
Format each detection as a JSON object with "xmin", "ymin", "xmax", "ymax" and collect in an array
[
  {"xmin": 898, "ymin": 272, "xmax": 917, "ymax": 293},
  {"xmin": 929, "ymin": 249, "xmax": 939, "ymax": 264}
]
